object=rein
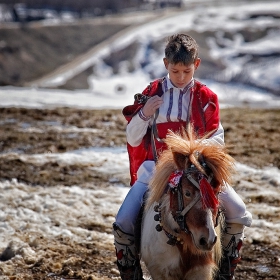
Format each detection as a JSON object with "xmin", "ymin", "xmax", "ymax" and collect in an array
[{"xmin": 151, "ymin": 108, "xmax": 164, "ymax": 163}]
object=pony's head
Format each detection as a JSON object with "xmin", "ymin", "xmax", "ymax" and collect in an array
[{"xmin": 147, "ymin": 125, "xmax": 235, "ymax": 254}]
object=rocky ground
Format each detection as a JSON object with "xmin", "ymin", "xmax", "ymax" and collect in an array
[{"xmin": 0, "ymin": 106, "xmax": 280, "ymax": 279}]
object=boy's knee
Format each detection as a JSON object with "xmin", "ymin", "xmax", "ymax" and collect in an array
[
  {"xmin": 226, "ymin": 210, "xmax": 252, "ymax": 227},
  {"xmin": 115, "ymin": 215, "xmax": 135, "ymax": 235},
  {"xmin": 113, "ymin": 222, "xmax": 135, "ymax": 245},
  {"xmin": 115, "ymin": 182, "xmax": 148, "ymax": 234}
]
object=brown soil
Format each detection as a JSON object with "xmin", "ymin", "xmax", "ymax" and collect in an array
[{"xmin": 0, "ymin": 106, "xmax": 280, "ymax": 279}]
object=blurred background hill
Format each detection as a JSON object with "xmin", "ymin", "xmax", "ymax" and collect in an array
[
  {"xmin": 0, "ymin": 0, "xmax": 167, "ymax": 87},
  {"xmin": 0, "ymin": 0, "xmax": 182, "ymax": 21},
  {"xmin": 0, "ymin": 0, "xmax": 279, "ymax": 95}
]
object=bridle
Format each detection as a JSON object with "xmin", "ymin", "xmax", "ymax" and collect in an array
[
  {"xmin": 154, "ymin": 164, "xmax": 221, "ymax": 246},
  {"xmin": 170, "ymin": 164, "xmax": 214, "ymax": 232}
]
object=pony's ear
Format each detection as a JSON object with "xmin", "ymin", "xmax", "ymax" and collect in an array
[{"xmin": 173, "ymin": 152, "xmax": 188, "ymax": 170}]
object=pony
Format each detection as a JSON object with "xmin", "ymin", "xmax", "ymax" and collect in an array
[{"xmin": 140, "ymin": 127, "xmax": 235, "ymax": 280}]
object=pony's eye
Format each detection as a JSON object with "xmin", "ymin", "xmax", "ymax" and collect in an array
[{"xmin": 185, "ymin": 190, "xmax": 191, "ymax": 197}]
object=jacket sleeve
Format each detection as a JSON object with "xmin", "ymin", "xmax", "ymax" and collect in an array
[
  {"xmin": 200, "ymin": 86, "xmax": 220, "ymax": 133},
  {"xmin": 123, "ymin": 79, "xmax": 163, "ymax": 186},
  {"xmin": 122, "ymin": 99, "xmax": 144, "ymax": 123},
  {"xmin": 198, "ymin": 85, "xmax": 225, "ymax": 146},
  {"xmin": 126, "ymin": 112, "xmax": 152, "ymax": 147}
]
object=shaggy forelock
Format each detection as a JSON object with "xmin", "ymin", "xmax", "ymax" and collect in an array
[{"xmin": 146, "ymin": 128, "xmax": 235, "ymax": 209}]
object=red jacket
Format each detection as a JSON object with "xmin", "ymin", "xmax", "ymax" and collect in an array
[{"xmin": 122, "ymin": 78, "xmax": 220, "ymax": 186}]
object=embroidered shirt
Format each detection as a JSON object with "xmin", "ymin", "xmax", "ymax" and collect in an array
[
  {"xmin": 126, "ymin": 76, "xmax": 224, "ymax": 147},
  {"xmin": 158, "ymin": 75, "xmax": 193, "ymax": 123}
]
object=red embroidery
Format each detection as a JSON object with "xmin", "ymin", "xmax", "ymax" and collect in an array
[{"xmin": 117, "ymin": 249, "xmax": 124, "ymax": 260}]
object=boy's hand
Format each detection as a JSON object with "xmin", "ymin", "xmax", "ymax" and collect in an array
[{"xmin": 142, "ymin": 96, "xmax": 164, "ymax": 117}]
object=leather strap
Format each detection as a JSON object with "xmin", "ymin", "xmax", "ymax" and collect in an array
[{"xmin": 151, "ymin": 108, "xmax": 164, "ymax": 162}]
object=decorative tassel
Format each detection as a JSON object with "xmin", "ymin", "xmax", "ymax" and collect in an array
[
  {"xmin": 199, "ymin": 177, "xmax": 219, "ymax": 211},
  {"xmin": 168, "ymin": 170, "xmax": 183, "ymax": 189}
]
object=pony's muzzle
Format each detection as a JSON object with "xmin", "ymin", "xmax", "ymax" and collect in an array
[{"xmin": 199, "ymin": 235, "xmax": 217, "ymax": 251}]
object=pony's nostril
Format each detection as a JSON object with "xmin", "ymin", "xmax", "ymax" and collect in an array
[
  {"xmin": 199, "ymin": 236, "xmax": 217, "ymax": 247},
  {"xmin": 213, "ymin": 236, "xmax": 217, "ymax": 245},
  {"xmin": 199, "ymin": 237, "xmax": 207, "ymax": 246}
]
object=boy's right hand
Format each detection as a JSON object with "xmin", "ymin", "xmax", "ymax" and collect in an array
[{"xmin": 142, "ymin": 96, "xmax": 164, "ymax": 118}]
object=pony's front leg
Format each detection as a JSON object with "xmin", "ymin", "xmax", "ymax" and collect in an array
[{"xmin": 141, "ymin": 206, "xmax": 182, "ymax": 280}]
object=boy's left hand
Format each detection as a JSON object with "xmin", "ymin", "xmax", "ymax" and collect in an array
[{"xmin": 142, "ymin": 96, "xmax": 163, "ymax": 118}]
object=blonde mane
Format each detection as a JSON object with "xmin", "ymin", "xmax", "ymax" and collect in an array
[{"xmin": 147, "ymin": 126, "xmax": 235, "ymax": 209}]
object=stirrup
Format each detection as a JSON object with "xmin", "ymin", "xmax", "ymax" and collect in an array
[
  {"xmin": 117, "ymin": 260, "xmax": 144, "ymax": 280},
  {"xmin": 216, "ymin": 253, "xmax": 241, "ymax": 280},
  {"xmin": 218, "ymin": 223, "xmax": 244, "ymax": 280}
]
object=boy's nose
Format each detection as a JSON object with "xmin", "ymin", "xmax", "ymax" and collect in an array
[{"xmin": 179, "ymin": 74, "xmax": 185, "ymax": 81}]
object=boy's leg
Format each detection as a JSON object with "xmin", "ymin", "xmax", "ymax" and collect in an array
[
  {"xmin": 113, "ymin": 181, "xmax": 147, "ymax": 280},
  {"xmin": 112, "ymin": 161, "xmax": 154, "ymax": 280},
  {"xmin": 115, "ymin": 180, "xmax": 148, "ymax": 235},
  {"xmin": 217, "ymin": 184, "xmax": 252, "ymax": 280}
]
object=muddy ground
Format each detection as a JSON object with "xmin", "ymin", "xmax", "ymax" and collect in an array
[
  {"xmin": 0, "ymin": 106, "xmax": 279, "ymax": 279},
  {"xmin": 1, "ymin": 107, "xmax": 280, "ymax": 186}
]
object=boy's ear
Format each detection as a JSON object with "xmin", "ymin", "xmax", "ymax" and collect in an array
[
  {"xmin": 163, "ymin": 58, "xmax": 168, "ymax": 69},
  {"xmin": 194, "ymin": 58, "xmax": 201, "ymax": 70}
]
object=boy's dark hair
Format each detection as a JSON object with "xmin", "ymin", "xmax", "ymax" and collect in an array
[{"xmin": 165, "ymin": 34, "xmax": 199, "ymax": 65}]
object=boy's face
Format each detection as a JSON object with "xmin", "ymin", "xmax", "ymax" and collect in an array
[{"xmin": 163, "ymin": 58, "xmax": 201, "ymax": 88}]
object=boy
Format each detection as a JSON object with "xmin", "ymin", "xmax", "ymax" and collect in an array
[{"xmin": 113, "ymin": 34, "xmax": 252, "ymax": 280}]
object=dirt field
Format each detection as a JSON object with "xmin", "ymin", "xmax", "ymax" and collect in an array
[{"xmin": 0, "ymin": 106, "xmax": 280, "ymax": 279}]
